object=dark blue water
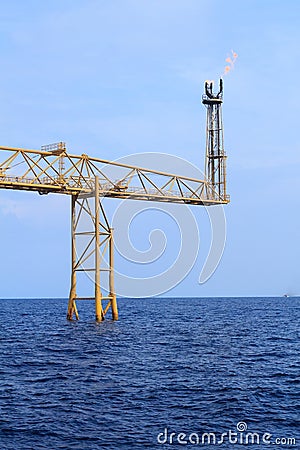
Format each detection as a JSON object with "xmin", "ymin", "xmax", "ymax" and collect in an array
[{"xmin": 0, "ymin": 297, "xmax": 299, "ymax": 449}]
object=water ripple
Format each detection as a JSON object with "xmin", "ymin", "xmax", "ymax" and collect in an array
[{"xmin": 0, "ymin": 297, "xmax": 299, "ymax": 449}]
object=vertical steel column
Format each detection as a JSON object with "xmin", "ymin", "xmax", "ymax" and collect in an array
[
  {"xmin": 202, "ymin": 79, "xmax": 226, "ymax": 201},
  {"xmin": 94, "ymin": 176, "xmax": 104, "ymax": 321},
  {"xmin": 67, "ymin": 194, "xmax": 79, "ymax": 320},
  {"xmin": 109, "ymin": 228, "xmax": 118, "ymax": 320}
]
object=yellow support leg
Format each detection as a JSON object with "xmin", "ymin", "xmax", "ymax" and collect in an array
[
  {"xmin": 95, "ymin": 176, "xmax": 104, "ymax": 322},
  {"xmin": 67, "ymin": 194, "xmax": 79, "ymax": 320},
  {"xmin": 109, "ymin": 229, "xmax": 118, "ymax": 320},
  {"xmin": 67, "ymin": 297, "xmax": 79, "ymax": 320}
]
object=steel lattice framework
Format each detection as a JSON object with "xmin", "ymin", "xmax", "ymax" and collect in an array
[
  {"xmin": 0, "ymin": 145, "xmax": 227, "ymax": 204},
  {"xmin": 0, "ymin": 79, "xmax": 228, "ymax": 321}
]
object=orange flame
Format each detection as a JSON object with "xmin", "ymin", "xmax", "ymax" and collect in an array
[{"xmin": 223, "ymin": 50, "xmax": 238, "ymax": 76}]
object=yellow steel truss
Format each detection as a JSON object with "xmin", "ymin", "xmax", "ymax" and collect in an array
[
  {"xmin": 0, "ymin": 145, "xmax": 229, "ymax": 204},
  {"xmin": 66, "ymin": 178, "xmax": 118, "ymax": 321}
]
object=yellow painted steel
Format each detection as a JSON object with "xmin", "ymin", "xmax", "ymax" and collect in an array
[
  {"xmin": 67, "ymin": 195, "xmax": 79, "ymax": 320},
  {"xmin": 0, "ymin": 145, "xmax": 229, "ymax": 205},
  {"xmin": 0, "ymin": 145, "xmax": 228, "ymax": 321},
  {"xmin": 109, "ymin": 229, "xmax": 118, "ymax": 321},
  {"xmin": 94, "ymin": 176, "xmax": 104, "ymax": 322}
]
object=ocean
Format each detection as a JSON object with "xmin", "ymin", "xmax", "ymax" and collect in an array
[{"xmin": 0, "ymin": 297, "xmax": 299, "ymax": 449}]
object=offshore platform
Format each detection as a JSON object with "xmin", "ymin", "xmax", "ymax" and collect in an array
[{"xmin": 0, "ymin": 79, "xmax": 228, "ymax": 321}]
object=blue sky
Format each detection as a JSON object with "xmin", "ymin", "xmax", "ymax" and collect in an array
[{"xmin": 0, "ymin": 0, "xmax": 300, "ymax": 298}]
